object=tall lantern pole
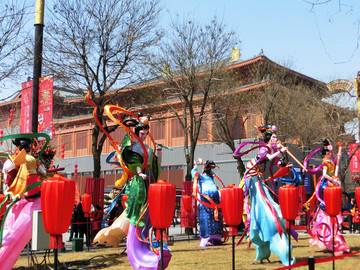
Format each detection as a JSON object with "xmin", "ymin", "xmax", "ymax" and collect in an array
[
  {"xmin": 355, "ymin": 72, "xmax": 360, "ymax": 141},
  {"xmin": 31, "ymin": 0, "xmax": 45, "ymax": 133}
]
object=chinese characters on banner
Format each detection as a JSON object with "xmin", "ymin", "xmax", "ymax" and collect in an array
[
  {"xmin": 20, "ymin": 81, "xmax": 32, "ymax": 133},
  {"xmin": 349, "ymin": 143, "xmax": 360, "ymax": 173},
  {"xmin": 20, "ymin": 75, "xmax": 54, "ymax": 137}
]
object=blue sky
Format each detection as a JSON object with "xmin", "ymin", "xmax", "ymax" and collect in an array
[
  {"xmin": 162, "ymin": 0, "xmax": 359, "ymax": 82},
  {"xmin": 1, "ymin": 0, "xmax": 359, "ymax": 100}
]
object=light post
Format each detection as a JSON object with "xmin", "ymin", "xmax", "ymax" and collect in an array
[
  {"xmin": 355, "ymin": 72, "xmax": 360, "ymax": 141},
  {"xmin": 31, "ymin": 0, "xmax": 45, "ymax": 133}
]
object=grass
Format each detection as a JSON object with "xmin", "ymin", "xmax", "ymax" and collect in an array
[{"xmin": 14, "ymin": 234, "xmax": 360, "ymax": 270}]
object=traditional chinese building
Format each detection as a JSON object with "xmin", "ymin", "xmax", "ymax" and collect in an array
[{"xmin": 0, "ymin": 54, "xmax": 338, "ymax": 195}]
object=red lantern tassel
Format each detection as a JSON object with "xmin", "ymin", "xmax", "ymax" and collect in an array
[
  {"xmin": 50, "ymin": 234, "xmax": 63, "ymax": 249},
  {"xmin": 331, "ymin": 216, "xmax": 337, "ymax": 224},
  {"xmin": 228, "ymin": 226, "xmax": 238, "ymax": 237},
  {"xmin": 156, "ymin": 229, "xmax": 161, "ymax": 241}
]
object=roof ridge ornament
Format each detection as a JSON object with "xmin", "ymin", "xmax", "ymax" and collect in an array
[{"xmin": 230, "ymin": 47, "xmax": 240, "ymax": 62}]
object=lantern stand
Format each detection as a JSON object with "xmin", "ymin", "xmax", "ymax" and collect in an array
[
  {"xmin": 160, "ymin": 229, "xmax": 164, "ymax": 270},
  {"xmin": 324, "ymin": 186, "xmax": 342, "ymax": 270},
  {"xmin": 278, "ymin": 184, "xmax": 299, "ymax": 267},
  {"xmin": 148, "ymin": 180, "xmax": 176, "ymax": 270},
  {"xmin": 41, "ymin": 174, "xmax": 75, "ymax": 270},
  {"xmin": 220, "ymin": 185, "xmax": 244, "ymax": 270},
  {"xmin": 287, "ymin": 221, "xmax": 292, "ymax": 267},
  {"xmin": 81, "ymin": 194, "xmax": 92, "ymax": 252},
  {"xmin": 86, "ymin": 218, "xmax": 90, "ymax": 251},
  {"xmin": 181, "ymin": 195, "xmax": 193, "ymax": 242}
]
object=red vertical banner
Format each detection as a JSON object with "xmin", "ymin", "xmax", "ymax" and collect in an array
[
  {"xmin": 20, "ymin": 75, "xmax": 54, "ymax": 136},
  {"xmin": 85, "ymin": 178, "xmax": 105, "ymax": 210},
  {"xmin": 20, "ymin": 81, "xmax": 33, "ymax": 133},
  {"xmin": 38, "ymin": 75, "xmax": 54, "ymax": 136},
  {"xmin": 349, "ymin": 143, "xmax": 360, "ymax": 173}
]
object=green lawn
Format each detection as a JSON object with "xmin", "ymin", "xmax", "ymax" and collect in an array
[{"xmin": 14, "ymin": 234, "xmax": 360, "ymax": 270}]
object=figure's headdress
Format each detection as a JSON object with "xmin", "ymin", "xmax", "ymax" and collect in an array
[
  {"xmin": 203, "ymin": 160, "xmax": 216, "ymax": 174},
  {"xmin": 320, "ymin": 138, "xmax": 332, "ymax": 156},
  {"xmin": 123, "ymin": 112, "xmax": 150, "ymax": 136},
  {"xmin": 12, "ymin": 137, "xmax": 33, "ymax": 152},
  {"xmin": 255, "ymin": 125, "xmax": 276, "ymax": 143}
]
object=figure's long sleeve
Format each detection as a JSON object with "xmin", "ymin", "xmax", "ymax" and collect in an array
[{"xmin": 191, "ymin": 166, "xmax": 198, "ymax": 179}]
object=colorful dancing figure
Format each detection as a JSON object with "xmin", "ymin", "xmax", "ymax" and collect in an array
[
  {"xmin": 0, "ymin": 137, "xmax": 46, "ymax": 270},
  {"xmin": 86, "ymin": 94, "xmax": 172, "ymax": 269},
  {"xmin": 234, "ymin": 125, "xmax": 295, "ymax": 266},
  {"xmin": 306, "ymin": 138, "xmax": 350, "ymax": 254},
  {"xmin": 192, "ymin": 160, "xmax": 223, "ymax": 247}
]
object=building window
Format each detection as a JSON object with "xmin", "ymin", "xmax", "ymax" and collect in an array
[
  {"xmin": 197, "ymin": 116, "xmax": 208, "ymax": 141},
  {"xmin": 61, "ymin": 134, "xmax": 72, "ymax": 151},
  {"xmin": 246, "ymin": 114, "xmax": 258, "ymax": 138},
  {"xmin": 111, "ymin": 126, "xmax": 126, "ymax": 144},
  {"xmin": 150, "ymin": 120, "xmax": 165, "ymax": 140},
  {"xmin": 170, "ymin": 165, "xmax": 183, "ymax": 170},
  {"xmin": 76, "ymin": 131, "xmax": 88, "ymax": 150},
  {"xmin": 171, "ymin": 119, "xmax": 183, "ymax": 138}
]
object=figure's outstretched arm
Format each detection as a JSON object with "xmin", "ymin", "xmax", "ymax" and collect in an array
[{"xmin": 266, "ymin": 146, "xmax": 287, "ymax": 161}]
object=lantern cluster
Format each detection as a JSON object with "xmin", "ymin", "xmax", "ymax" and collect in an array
[
  {"xmin": 8, "ymin": 109, "xmax": 14, "ymax": 126},
  {"xmin": 74, "ymin": 164, "xmax": 78, "ymax": 180},
  {"xmin": 50, "ymin": 122, "xmax": 56, "ymax": 138},
  {"xmin": 61, "ymin": 144, "xmax": 65, "ymax": 159}
]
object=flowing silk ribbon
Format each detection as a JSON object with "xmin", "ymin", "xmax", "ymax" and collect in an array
[
  {"xmin": 234, "ymin": 142, "xmax": 284, "ymax": 237},
  {"xmin": 193, "ymin": 172, "xmax": 221, "ymax": 221},
  {"xmin": 256, "ymin": 175, "xmax": 284, "ymax": 237}
]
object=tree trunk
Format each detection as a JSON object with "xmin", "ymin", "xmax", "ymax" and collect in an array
[{"xmin": 93, "ymin": 150, "xmax": 101, "ymax": 178}]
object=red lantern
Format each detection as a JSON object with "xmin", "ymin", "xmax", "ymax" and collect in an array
[
  {"xmin": 324, "ymin": 186, "xmax": 342, "ymax": 217},
  {"xmin": 41, "ymin": 174, "xmax": 75, "ymax": 249},
  {"xmin": 279, "ymin": 185, "xmax": 299, "ymax": 221},
  {"xmin": 0, "ymin": 130, "xmax": 3, "ymax": 146},
  {"xmin": 148, "ymin": 180, "xmax": 176, "ymax": 229},
  {"xmin": 355, "ymin": 187, "xmax": 360, "ymax": 207},
  {"xmin": 221, "ymin": 184, "xmax": 244, "ymax": 236},
  {"xmin": 121, "ymin": 194, "xmax": 128, "ymax": 209},
  {"xmin": 182, "ymin": 195, "xmax": 192, "ymax": 212},
  {"xmin": 81, "ymin": 193, "xmax": 92, "ymax": 215},
  {"xmin": 0, "ymin": 194, "xmax": 8, "ymax": 218}
]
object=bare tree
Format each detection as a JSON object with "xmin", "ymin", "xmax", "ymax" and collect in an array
[
  {"xmin": 150, "ymin": 17, "xmax": 239, "ymax": 181},
  {"xmin": 0, "ymin": 1, "xmax": 30, "ymax": 92},
  {"xmin": 206, "ymin": 55, "xmax": 354, "ymax": 186},
  {"xmin": 43, "ymin": 0, "xmax": 162, "ymax": 177}
]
